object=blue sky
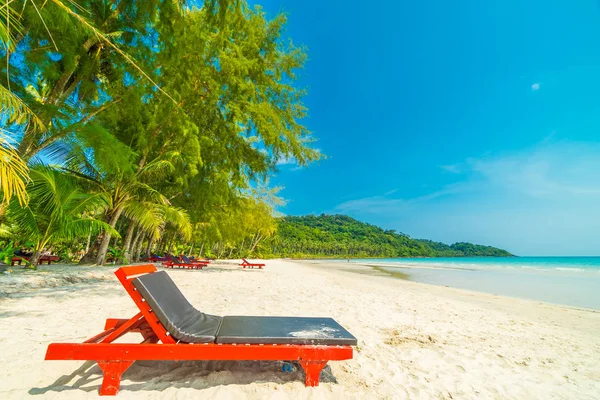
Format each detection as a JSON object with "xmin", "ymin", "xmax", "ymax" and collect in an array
[{"xmin": 251, "ymin": 0, "xmax": 600, "ymax": 256}]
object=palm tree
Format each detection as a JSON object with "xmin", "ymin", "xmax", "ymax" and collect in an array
[
  {"xmin": 69, "ymin": 151, "xmax": 191, "ymax": 265},
  {"xmin": 7, "ymin": 166, "xmax": 115, "ymax": 268},
  {"xmin": 120, "ymin": 201, "xmax": 192, "ymax": 262}
]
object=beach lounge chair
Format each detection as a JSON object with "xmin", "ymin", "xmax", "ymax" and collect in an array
[
  {"xmin": 45, "ymin": 265, "xmax": 356, "ymax": 395},
  {"xmin": 240, "ymin": 258, "xmax": 265, "ymax": 269},
  {"xmin": 181, "ymin": 255, "xmax": 209, "ymax": 267},
  {"xmin": 190, "ymin": 255, "xmax": 212, "ymax": 264},
  {"xmin": 39, "ymin": 255, "xmax": 60, "ymax": 264},
  {"xmin": 11, "ymin": 255, "xmax": 59, "ymax": 266},
  {"xmin": 147, "ymin": 253, "xmax": 168, "ymax": 263},
  {"xmin": 163, "ymin": 255, "xmax": 204, "ymax": 269},
  {"xmin": 11, "ymin": 256, "xmax": 29, "ymax": 266}
]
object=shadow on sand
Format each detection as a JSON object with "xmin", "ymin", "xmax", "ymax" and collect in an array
[{"xmin": 29, "ymin": 360, "xmax": 337, "ymax": 395}]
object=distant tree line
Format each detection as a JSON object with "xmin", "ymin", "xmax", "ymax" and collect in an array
[{"xmin": 258, "ymin": 215, "xmax": 513, "ymax": 258}]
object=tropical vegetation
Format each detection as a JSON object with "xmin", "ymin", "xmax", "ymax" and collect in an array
[
  {"xmin": 0, "ymin": 1, "xmax": 512, "ymax": 268},
  {"xmin": 262, "ymin": 215, "xmax": 513, "ymax": 258},
  {"xmin": 1, "ymin": 0, "xmax": 317, "ymax": 267}
]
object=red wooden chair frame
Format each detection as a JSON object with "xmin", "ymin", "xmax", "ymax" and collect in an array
[
  {"xmin": 11, "ymin": 255, "xmax": 59, "ymax": 266},
  {"xmin": 181, "ymin": 255, "xmax": 211, "ymax": 267},
  {"xmin": 11, "ymin": 256, "xmax": 29, "ymax": 266},
  {"xmin": 162, "ymin": 256, "xmax": 206, "ymax": 270},
  {"xmin": 240, "ymin": 258, "xmax": 265, "ymax": 269},
  {"xmin": 45, "ymin": 265, "xmax": 353, "ymax": 395}
]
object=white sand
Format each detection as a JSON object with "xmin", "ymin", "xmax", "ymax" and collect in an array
[{"xmin": 1, "ymin": 260, "xmax": 599, "ymax": 399}]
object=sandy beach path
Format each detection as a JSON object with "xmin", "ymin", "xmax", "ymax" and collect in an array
[{"xmin": 1, "ymin": 260, "xmax": 599, "ymax": 399}]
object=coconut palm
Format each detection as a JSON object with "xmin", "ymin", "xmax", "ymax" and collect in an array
[
  {"xmin": 7, "ymin": 166, "xmax": 115, "ymax": 268},
  {"xmin": 120, "ymin": 201, "xmax": 192, "ymax": 262}
]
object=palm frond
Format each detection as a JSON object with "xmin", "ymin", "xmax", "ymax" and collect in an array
[
  {"xmin": 0, "ymin": 85, "xmax": 45, "ymax": 130},
  {"xmin": 0, "ymin": 133, "xmax": 29, "ymax": 205},
  {"xmin": 0, "ymin": 1, "xmax": 22, "ymax": 52},
  {"xmin": 162, "ymin": 205, "xmax": 192, "ymax": 241},
  {"xmin": 121, "ymin": 200, "xmax": 163, "ymax": 238},
  {"xmin": 7, "ymin": 201, "xmax": 40, "ymax": 241},
  {"xmin": 138, "ymin": 159, "xmax": 175, "ymax": 181},
  {"xmin": 128, "ymin": 181, "xmax": 170, "ymax": 206}
]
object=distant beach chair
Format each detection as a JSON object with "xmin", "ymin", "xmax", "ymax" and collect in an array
[
  {"xmin": 189, "ymin": 255, "xmax": 212, "ymax": 263},
  {"xmin": 240, "ymin": 258, "xmax": 265, "ymax": 269},
  {"xmin": 163, "ymin": 254, "xmax": 204, "ymax": 269},
  {"xmin": 147, "ymin": 253, "xmax": 166, "ymax": 263},
  {"xmin": 44, "ymin": 265, "xmax": 357, "ymax": 395},
  {"xmin": 11, "ymin": 255, "xmax": 59, "ymax": 266},
  {"xmin": 39, "ymin": 255, "xmax": 60, "ymax": 265},
  {"xmin": 181, "ymin": 255, "xmax": 209, "ymax": 267},
  {"xmin": 10, "ymin": 256, "xmax": 29, "ymax": 266}
]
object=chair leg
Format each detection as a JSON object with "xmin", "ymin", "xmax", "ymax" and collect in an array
[
  {"xmin": 97, "ymin": 360, "xmax": 134, "ymax": 396},
  {"xmin": 300, "ymin": 361, "xmax": 327, "ymax": 387}
]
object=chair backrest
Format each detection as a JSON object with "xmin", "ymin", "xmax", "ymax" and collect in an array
[
  {"xmin": 131, "ymin": 271, "xmax": 222, "ymax": 343},
  {"xmin": 181, "ymin": 255, "xmax": 192, "ymax": 264},
  {"xmin": 114, "ymin": 265, "xmax": 175, "ymax": 344},
  {"xmin": 168, "ymin": 254, "xmax": 181, "ymax": 264},
  {"xmin": 242, "ymin": 258, "xmax": 249, "ymax": 264}
]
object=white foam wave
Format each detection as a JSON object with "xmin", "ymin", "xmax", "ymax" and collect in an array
[{"xmin": 555, "ymin": 267, "xmax": 585, "ymax": 272}]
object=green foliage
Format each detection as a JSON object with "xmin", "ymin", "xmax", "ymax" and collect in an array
[
  {"xmin": 6, "ymin": 167, "xmax": 116, "ymax": 255},
  {"xmin": 107, "ymin": 247, "xmax": 126, "ymax": 264},
  {"xmin": 0, "ymin": 241, "xmax": 15, "ymax": 265},
  {"xmin": 1, "ymin": 1, "xmax": 317, "ymax": 266},
  {"xmin": 263, "ymin": 214, "xmax": 513, "ymax": 259}
]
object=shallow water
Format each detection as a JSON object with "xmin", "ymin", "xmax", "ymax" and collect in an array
[{"xmin": 345, "ymin": 257, "xmax": 600, "ymax": 309}]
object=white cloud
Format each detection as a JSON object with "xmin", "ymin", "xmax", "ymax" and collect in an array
[
  {"xmin": 332, "ymin": 140, "xmax": 600, "ymax": 255},
  {"xmin": 531, "ymin": 83, "xmax": 541, "ymax": 91}
]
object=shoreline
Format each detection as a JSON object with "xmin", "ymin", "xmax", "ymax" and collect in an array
[
  {"xmin": 297, "ymin": 259, "xmax": 600, "ymax": 311},
  {"xmin": 3, "ymin": 259, "xmax": 599, "ymax": 311}
]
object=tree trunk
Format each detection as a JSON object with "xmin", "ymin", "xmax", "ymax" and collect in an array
[
  {"xmin": 249, "ymin": 233, "xmax": 263, "ymax": 253},
  {"xmin": 17, "ymin": 125, "xmax": 38, "ymax": 161},
  {"xmin": 28, "ymin": 251, "xmax": 41, "ymax": 270},
  {"xmin": 85, "ymin": 225, "xmax": 92, "ymax": 253},
  {"xmin": 95, "ymin": 207, "xmax": 124, "ymax": 266},
  {"xmin": 134, "ymin": 234, "xmax": 146, "ymax": 261},
  {"xmin": 145, "ymin": 236, "xmax": 155, "ymax": 260},
  {"xmin": 79, "ymin": 234, "xmax": 103, "ymax": 265},
  {"xmin": 199, "ymin": 242, "xmax": 204, "ymax": 257},
  {"xmin": 121, "ymin": 220, "xmax": 136, "ymax": 262},
  {"xmin": 130, "ymin": 228, "xmax": 143, "ymax": 262},
  {"xmin": 167, "ymin": 234, "xmax": 174, "ymax": 254}
]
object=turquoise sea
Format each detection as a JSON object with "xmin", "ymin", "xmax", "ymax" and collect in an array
[{"xmin": 348, "ymin": 257, "xmax": 600, "ymax": 310}]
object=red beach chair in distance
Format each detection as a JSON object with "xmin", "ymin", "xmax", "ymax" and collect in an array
[
  {"xmin": 240, "ymin": 258, "xmax": 265, "ymax": 269},
  {"xmin": 163, "ymin": 254, "xmax": 204, "ymax": 269},
  {"xmin": 44, "ymin": 265, "xmax": 356, "ymax": 395},
  {"xmin": 11, "ymin": 256, "xmax": 29, "ymax": 266},
  {"xmin": 11, "ymin": 255, "xmax": 59, "ymax": 266},
  {"xmin": 181, "ymin": 255, "xmax": 209, "ymax": 268},
  {"xmin": 147, "ymin": 253, "xmax": 167, "ymax": 263}
]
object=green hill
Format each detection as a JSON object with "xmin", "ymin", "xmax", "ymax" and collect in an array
[{"xmin": 262, "ymin": 214, "xmax": 513, "ymax": 258}]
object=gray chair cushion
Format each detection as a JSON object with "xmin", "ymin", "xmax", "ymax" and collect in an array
[
  {"xmin": 132, "ymin": 271, "xmax": 222, "ymax": 343},
  {"xmin": 132, "ymin": 271, "xmax": 357, "ymax": 346},
  {"xmin": 216, "ymin": 316, "xmax": 358, "ymax": 345}
]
